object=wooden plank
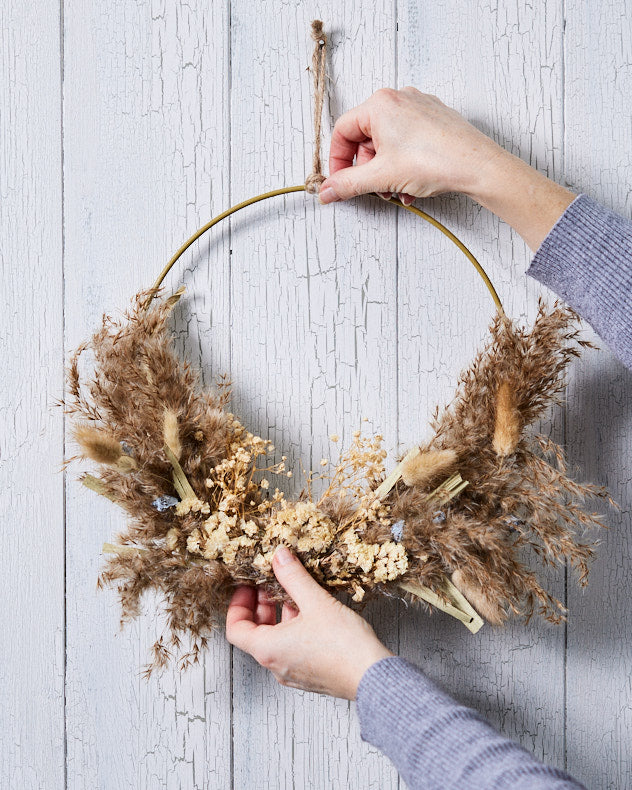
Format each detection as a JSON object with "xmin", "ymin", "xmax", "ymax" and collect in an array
[
  {"xmin": 396, "ymin": 0, "xmax": 568, "ymax": 769},
  {"xmin": 228, "ymin": 2, "xmax": 399, "ymax": 787},
  {"xmin": 11, "ymin": 0, "xmax": 628, "ymax": 785},
  {"xmin": 63, "ymin": 1, "xmax": 232, "ymax": 787},
  {"xmin": 0, "ymin": 2, "xmax": 65, "ymax": 787},
  {"xmin": 564, "ymin": 3, "xmax": 632, "ymax": 787}
]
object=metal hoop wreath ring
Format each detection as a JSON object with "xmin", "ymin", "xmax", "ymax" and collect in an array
[{"xmin": 147, "ymin": 186, "xmax": 504, "ymax": 315}]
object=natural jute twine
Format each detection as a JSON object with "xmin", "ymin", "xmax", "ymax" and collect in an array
[{"xmin": 305, "ymin": 20, "xmax": 328, "ymax": 193}]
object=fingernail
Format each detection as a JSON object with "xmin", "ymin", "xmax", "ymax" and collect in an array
[
  {"xmin": 319, "ymin": 186, "xmax": 340, "ymax": 204},
  {"xmin": 377, "ymin": 192, "xmax": 392, "ymax": 201},
  {"xmin": 400, "ymin": 195, "xmax": 415, "ymax": 206},
  {"xmin": 274, "ymin": 545, "xmax": 294, "ymax": 566}
]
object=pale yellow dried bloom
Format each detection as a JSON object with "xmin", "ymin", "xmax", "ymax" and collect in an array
[
  {"xmin": 187, "ymin": 529, "xmax": 202, "ymax": 554},
  {"xmin": 352, "ymin": 583, "xmax": 365, "ymax": 602},
  {"xmin": 373, "ymin": 542, "xmax": 408, "ymax": 583},
  {"xmin": 329, "ymin": 434, "xmax": 339, "ymax": 442},
  {"xmin": 261, "ymin": 501, "xmax": 335, "ymax": 554},
  {"xmin": 320, "ymin": 459, "xmax": 328, "ymax": 466},
  {"xmin": 222, "ymin": 535, "xmax": 256, "ymax": 565},
  {"xmin": 201, "ymin": 525, "xmax": 231, "ymax": 561},
  {"xmin": 165, "ymin": 528, "xmax": 180, "ymax": 551},
  {"xmin": 175, "ymin": 497, "xmax": 210, "ymax": 516},
  {"xmin": 204, "ymin": 511, "xmax": 238, "ymax": 532},
  {"xmin": 242, "ymin": 519, "xmax": 259, "ymax": 537},
  {"xmin": 343, "ymin": 528, "xmax": 377, "ymax": 573},
  {"xmin": 260, "ymin": 478, "xmax": 270, "ymax": 490},
  {"xmin": 252, "ymin": 551, "xmax": 274, "ymax": 574}
]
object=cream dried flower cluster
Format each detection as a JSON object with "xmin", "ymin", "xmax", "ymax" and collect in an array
[{"xmin": 175, "ymin": 415, "xmax": 409, "ymax": 602}]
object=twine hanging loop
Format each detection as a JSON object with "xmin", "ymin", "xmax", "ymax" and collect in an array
[{"xmin": 305, "ymin": 20, "xmax": 328, "ymax": 194}]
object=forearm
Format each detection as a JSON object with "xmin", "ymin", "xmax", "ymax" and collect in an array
[
  {"xmin": 464, "ymin": 149, "xmax": 632, "ymax": 369},
  {"xmin": 468, "ymin": 148, "xmax": 576, "ymax": 252},
  {"xmin": 356, "ymin": 656, "xmax": 586, "ymax": 790}
]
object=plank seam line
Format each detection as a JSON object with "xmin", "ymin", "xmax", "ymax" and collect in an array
[{"xmin": 59, "ymin": 0, "xmax": 68, "ymax": 785}]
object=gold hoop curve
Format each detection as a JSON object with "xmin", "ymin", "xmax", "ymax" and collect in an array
[{"xmin": 148, "ymin": 186, "xmax": 504, "ymax": 314}]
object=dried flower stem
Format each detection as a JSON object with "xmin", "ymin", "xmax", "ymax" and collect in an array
[
  {"xmin": 400, "ymin": 577, "xmax": 484, "ymax": 633},
  {"xmin": 164, "ymin": 443, "xmax": 198, "ymax": 500},
  {"xmin": 81, "ymin": 474, "xmax": 119, "ymax": 502},
  {"xmin": 395, "ymin": 471, "xmax": 480, "ymax": 629}
]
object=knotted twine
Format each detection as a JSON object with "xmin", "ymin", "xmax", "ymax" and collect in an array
[{"xmin": 305, "ymin": 20, "xmax": 327, "ymax": 194}]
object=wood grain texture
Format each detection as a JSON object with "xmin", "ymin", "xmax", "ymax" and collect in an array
[
  {"xmin": 63, "ymin": 1, "xmax": 231, "ymax": 788},
  {"xmin": 396, "ymin": 0, "xmax": 569, "ymax": 771},
  {"xmin": 2, "ymin": 0, "xmax": 631, "ymax": 787},
  {"xmin": 228, "ymin": 3, "xmax": 399, "ymax": 786},
  {"xmin": 564, "ymin": 2, "xmax": 632, "ymax": 787},
  {"xmin": 0, "ymin": 2, "xmax": 65, "ymax": 788}
]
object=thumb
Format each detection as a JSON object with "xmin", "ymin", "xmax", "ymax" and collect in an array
[
  {"xmin": 272, "ymin": 545, "xmax": 332, "ymax": 612},
  {"xmin": 319, "ymin": 159, "xmax": 386, "ymax": 203}
]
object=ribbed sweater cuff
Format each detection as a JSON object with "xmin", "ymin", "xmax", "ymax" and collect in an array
[
  {"xmin": 527, "ymin": 193, "xmax": 632, "ymax": 370},
  {"xmin": 355, "ymin": 656, "xmax": 585, "ymax": 790},
  {"xmin": 355, "ymin": 656, "xmax": 479, "ymax": 788},
  {"xmin": 356, "ymin": 655, "xmax": 457, "ymax": 750}
]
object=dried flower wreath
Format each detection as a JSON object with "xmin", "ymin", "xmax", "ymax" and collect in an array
[{"xmin": 61, "ymin": 22, "xmax": 613, "ymax": 675}]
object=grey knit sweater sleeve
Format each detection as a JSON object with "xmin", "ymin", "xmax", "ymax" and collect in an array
[
  {"xmin": 355, "ymin": 656, "xmax": 585, "ymax": 790},
  {"xmin": 354, "ymin": 193, "xmax": 632, "ymax": 789},
  {"xmin": 526, "ymin": 192, "xmax": 632, "ymax": 370}
]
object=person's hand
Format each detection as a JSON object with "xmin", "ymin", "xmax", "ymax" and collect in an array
[
  {"xmin": 319, "ymin": 87, "xmax": 503, "ymax": 206},
  {"xmin": 318, "ymin": 86, "xmax": 576, "ymax": 252},
  {"xmin": 225, "ymin": 545, "xmax": 394, "ymax": 700}
]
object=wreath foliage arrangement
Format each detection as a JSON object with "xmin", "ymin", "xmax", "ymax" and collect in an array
[{"xmin": 61, "ymin": 22, "xmax": 613, "ymax": 675}]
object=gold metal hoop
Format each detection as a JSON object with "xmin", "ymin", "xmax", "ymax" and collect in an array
[{"xmin": 149, "ymin": 186, "xmax": 504, "ymax": 314}]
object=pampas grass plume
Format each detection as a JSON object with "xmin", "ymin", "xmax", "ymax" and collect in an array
[
  {"xmin": 401, "ymin": 448, "xmax": 457, "ymax": 488},
  {"xmin": 493, "ymin": 380, "xmax": 521, "ymax": 457}
]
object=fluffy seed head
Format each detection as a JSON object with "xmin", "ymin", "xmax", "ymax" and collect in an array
[
  {"xmin": 493, "ymin": 380, "xmax": 521, "ymax": 457},
  {"xmin": 72, "ymin": 424, "xmax": 123, "ymax": 465},
  {"xmin": 401, "ymin": 448, "xmax": 457, "ymax": 488}
]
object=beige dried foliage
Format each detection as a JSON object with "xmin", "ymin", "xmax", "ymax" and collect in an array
[{"xmin": 60, "ymin": 289, "xmax": 614, "ymax": 674}]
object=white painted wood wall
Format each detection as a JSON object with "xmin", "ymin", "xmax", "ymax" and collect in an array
[{"xmin": 2, "ymin": 1, "xmax": 631, "ymax": 787}]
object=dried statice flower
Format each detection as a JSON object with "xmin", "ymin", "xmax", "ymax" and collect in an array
[{"xmin": 60, "ymin": 289, "xmax": 613, "ymax": 674}]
